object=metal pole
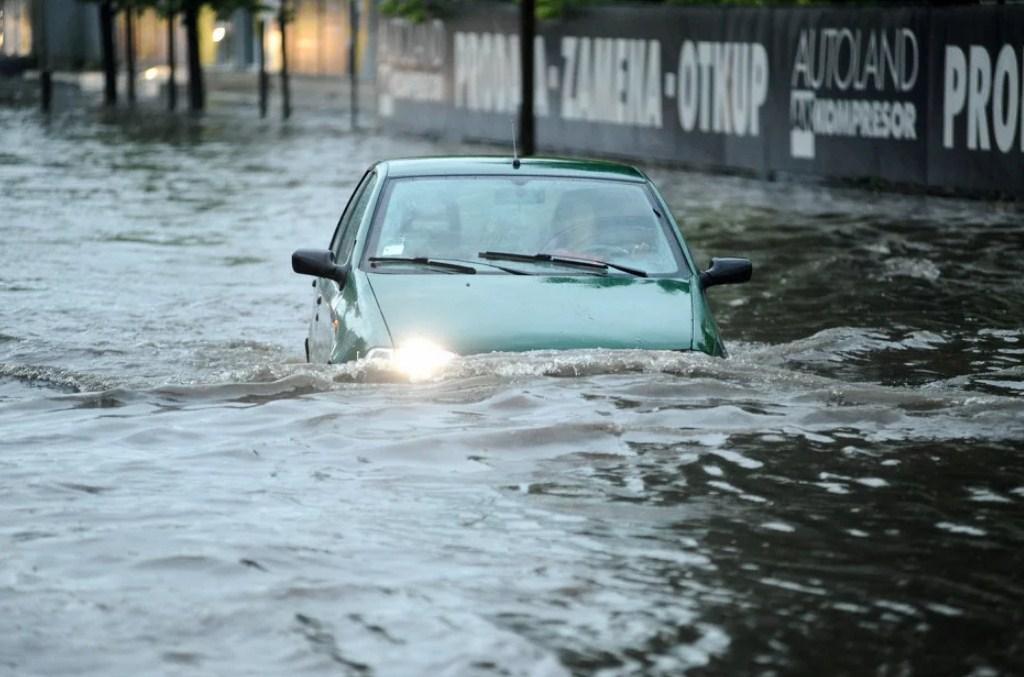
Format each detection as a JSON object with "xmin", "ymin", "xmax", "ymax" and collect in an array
[
  {"xmin": 167, "ymin": 11, "xmax": 177, "ymax": 111},
  {"xmin": 518, "ymin": 0, "xmax": 535, "ymax": 156},
  {"xmin": 278, "ymin": 4, "xmax": 291, "ymax": 120},
  {"xmin": 257, "ymin": 19, "xmax": 268, "ymax": 118},
  {"xmin": 348, "ymin": 0, "xmax": 358, "ymax": 129}
]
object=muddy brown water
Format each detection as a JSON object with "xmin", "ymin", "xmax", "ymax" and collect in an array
[{"xmin": 1, "ymin": 105, "xmax": 1022, "ymax": 675}]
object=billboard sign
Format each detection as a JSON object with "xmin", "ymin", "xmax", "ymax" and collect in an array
[{"xmin": 377, "ymin": 3, "xmax": 1024, "ymax": 198}]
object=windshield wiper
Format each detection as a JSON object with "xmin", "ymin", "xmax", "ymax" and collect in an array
[
  {"xmin": 478, "ymin": 251, "xmax": 647, "ymax": 277},
  {"xmin": 430, "ymin": 256, "xmax": 530, "ymax": 275},
  {"xmin": 368, "ymin": 256, "xmax": 477, "ymax": 274}
]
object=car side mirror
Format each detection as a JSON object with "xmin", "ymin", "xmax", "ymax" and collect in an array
[
  {"xmin": 292, "ymin": 248, "xmax": 349, "ymax": 287},
  {"xmin": 699, "ymin": 257, "xmax": 752, "ymax": 289}
]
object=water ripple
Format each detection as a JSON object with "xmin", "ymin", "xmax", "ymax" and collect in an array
[{"xmin": 0, "ymin": 105, "xmax": 1022, "ymax": 676}]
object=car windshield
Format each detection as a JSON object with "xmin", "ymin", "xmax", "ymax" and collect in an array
[{"xmin": 367, "ymin": 176, "xmax": 685, "ymax": 275}]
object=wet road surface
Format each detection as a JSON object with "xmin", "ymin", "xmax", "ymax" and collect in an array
[{"xmin": 1, "ymin": 105, "xmax": 1023, "ymax": 675}]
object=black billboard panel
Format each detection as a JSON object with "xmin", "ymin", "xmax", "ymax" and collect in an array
[
  {"xmin": 926, "ymin": 7, "xmax": 1024, "ymax": 196},
  {"xmin": 767, "ymin": 7, "xmax": 930, "ymax": 185},
  {"xmin": 377, "ymin": 2, "xmax": 1024, "ymax": 198}
]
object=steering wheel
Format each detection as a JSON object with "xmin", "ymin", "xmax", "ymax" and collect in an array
[
  {"xmin": 539, "ymin": 225, "xmax": 580, "ymax": 252},
  {"xmin": 540, "ymin": 223, "xmax": 632, "ymax": 259}
]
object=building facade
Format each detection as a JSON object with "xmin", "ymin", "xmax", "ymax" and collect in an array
[{"xmin": 0, "ymin": 0, "xmax": 376, "ymax": 78}]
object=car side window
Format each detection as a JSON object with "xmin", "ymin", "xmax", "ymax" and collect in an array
[
  {"xmin": 329, "ymin": 173, "xmax": 367, "ymax": 251},
  {"xmin": 332, "ymin": 172, "xmax": 378, "ymax": 264}
]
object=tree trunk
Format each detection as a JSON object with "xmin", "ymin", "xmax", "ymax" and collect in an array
[
  {"xmin": 99, "ymin": 0, "xmax": 117, "ymax": 106},
  {"xmin": 348, "ymin": 0, "xmax": 358, "ymax": 129},
  {"xmin": 167, "ymin": 11, "xmax": 177, "ymax": 111},
  {"xmin": 257, "ymin": 19, "xmax": 268, "ymax": 118},
  {"xmin": 125, "ymin": 8, "xmax": 136, "ymax": 104},
  {"xmin": 279, "ymin": 6, "xmax": 291, "ymax": 119},
  {"xmin": 183, "ymin": 5, "xmax": 204, "ymax": 112},
  {"xmin": 37, "ymin": 0, "xmax": 51, "ymax": 112}
]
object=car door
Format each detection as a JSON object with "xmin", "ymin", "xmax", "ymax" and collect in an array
[{"xmin": 308, "ymin": 170, "xmax": 378, "ymax": 363}]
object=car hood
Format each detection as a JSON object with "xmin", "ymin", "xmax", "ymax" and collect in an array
[{"xmin": 367, "ymin": 273, "xmax": 694, "ymax": 355}]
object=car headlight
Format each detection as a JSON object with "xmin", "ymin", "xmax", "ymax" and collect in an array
[{"xmin": 365, "ymin": 338, "xmax": 455, "ymax": 380}]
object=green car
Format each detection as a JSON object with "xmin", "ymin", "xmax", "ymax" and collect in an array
[{"xmin": 292, "ymin": 157, "xmax": 750, "ymax": 374}]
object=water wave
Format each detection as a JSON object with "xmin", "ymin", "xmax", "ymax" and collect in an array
[
  {"xmin": 0, "ymin": 362, "xmax": 113, "ymax": 393},
  {"xmin": 3, "ymin": 107, "xmax": 1023, "ymax": 676}
]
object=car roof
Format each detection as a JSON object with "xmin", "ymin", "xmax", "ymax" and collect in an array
[{"xmin": 377, "ymin": 156, "xmax": 649, "ymax": 182}]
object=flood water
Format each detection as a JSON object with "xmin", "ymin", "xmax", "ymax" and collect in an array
[{"xmin": 2, "ymin": 104, "xmax": 1023, "ymax": 676}]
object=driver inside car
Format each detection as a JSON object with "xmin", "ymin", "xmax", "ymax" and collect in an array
[
  {"xmin": 545, "ymin": 193, "xmax": 657, "ymax": 263},
  {"xmin": 545, "ymin": 195, "xmax": 608, "ymax": 259}
]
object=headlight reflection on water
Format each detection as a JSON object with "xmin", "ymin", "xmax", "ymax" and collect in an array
[{"xmin": 365, "ymin": 338, "xmax": 456, "ymax": 381}]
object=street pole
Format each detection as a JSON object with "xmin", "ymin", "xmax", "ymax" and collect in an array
[
  {"xmin": 518, "ymin": 0, "xmax": 535, "ymax": 156},
  {"xmin": 167, "ymin": 11, "xmax": 177, "ymax": 111},
  {"xmin": 257, "ymin": 20, "xmax": 268, "ymax": 118},
  {"xmin": 125, "ymin": 7, "xmax": 136, "ymax": 105},
  {"xmin": 279, "ymin": 4, "xmax": 291, "ymax": 120},
  {"xmin": 348, "ymin": 0, "xmax": 358, "ymax": 129}
]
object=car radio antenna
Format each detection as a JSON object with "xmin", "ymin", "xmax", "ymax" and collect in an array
[{"xmin": 512, "ymin": 121, "xmax": 520, "ymax": 169}]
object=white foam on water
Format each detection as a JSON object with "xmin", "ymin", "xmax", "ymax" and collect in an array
[
  {"xmin": 935, "ymin": 522, "xmax": 988, "ymax": 537},
  {"xmin": 760, "ymin": 521, "xmax": 796, "ymax": 533}
]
